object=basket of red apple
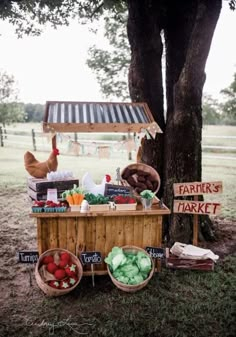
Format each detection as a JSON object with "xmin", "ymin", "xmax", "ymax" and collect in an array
[{"xmin": 35, "ymin": 248, "xmax": 83, "ymax": 296}]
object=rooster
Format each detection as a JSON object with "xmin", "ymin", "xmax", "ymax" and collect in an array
[
  {"xmin": 82, "ymin": 172, "xmax": 111, "ymax": 195},
  {"xmin": 24, "ymin": 148, "xmax": 59, "ymax": 178}
]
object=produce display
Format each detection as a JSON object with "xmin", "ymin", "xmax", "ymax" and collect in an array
[
  {"xmin": 39, "ymin": 251, "xmax": 79, "ymax": 290},
  {"xmin": 140, "ymin": 189, "xmax": 155, "ymax": 199},
  {"xmin": 113, "ymin": 195, "xmax": 136, "ymax": 204},
  {"xmin": 32, "ymin": 200, "xmax": 68, "ymax": 213},
  {"xmin": 61, "ymin": 184, "xmax": 85, "ymax": 205},
  {"xmin": 121, "ymin": 166, "xmax": 159, "ymax": 194},
  {"xmin": 84, "ymin": 193, "xmax": 109, "ymax": 205},
  {"xmin": 105, "ymin": 247, "xmax": 152, "ymax": 285}
]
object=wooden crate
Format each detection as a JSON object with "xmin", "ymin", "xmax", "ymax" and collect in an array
[
  {"xmin": 166, "ymin": 253, "xmax": 215, "ymax": 271},
  {"xmin": 30, "ymin": 203, "xmax": 170, "ymax": 275},
  {"xmin": 27, "ymin": 177, "xmax": 79, "ymax": 200}
]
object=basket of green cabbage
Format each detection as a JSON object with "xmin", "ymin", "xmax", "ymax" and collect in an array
[{"xmin": 105, "ymin": 245, "xmax": 154, "ymax": 292}]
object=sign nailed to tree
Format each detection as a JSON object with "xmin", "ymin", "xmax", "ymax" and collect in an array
[
  {"xmin": 173, "ymin": 181, "xmax": 223, "ymax": 216},
  {"xmin": 173, "ymin": 200, "xmax": 221, "ymax": 215},
  {"xmin": 173, "ymin": 181, "xmax": 222, "ymax": 196}
]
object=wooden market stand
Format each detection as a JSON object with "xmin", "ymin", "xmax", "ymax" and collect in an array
[
  {"xmin": 30, "ymin": 204, "xmax": 170, "ymax": 275},
  {"xmin": 30, "ymin": 100, "xmax": 170, "ymax": 275}
]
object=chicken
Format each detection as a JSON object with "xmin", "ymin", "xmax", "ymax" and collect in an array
[
  {"xmin": 82, "ymin": 172, "xmax": 111, "ymax": 195},
  {"xmin": 24, "ymin": 148, "xmax": 59, "ymax": 178}
]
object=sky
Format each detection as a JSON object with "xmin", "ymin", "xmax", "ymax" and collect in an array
[{"xmin": 0, "ymin": 2, "xmax": 235, "ymax": 104}]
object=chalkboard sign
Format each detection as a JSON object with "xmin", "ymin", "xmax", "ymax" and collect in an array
[
  {"xmin": 17, "ymin": 250, "xmax": 39, "ymax": 263},
  {"xmin": 145, "ymin": 246, "xmax": 165, "ymax": 259},
  {"xmin": 80, "ymin": 251, "xmax": 102, "ymax": 265},
  {"xmin": 104, "ymin": 184, "xmax": 131, "ymax": 200}
]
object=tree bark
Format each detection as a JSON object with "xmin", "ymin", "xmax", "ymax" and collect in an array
[
  {"xmin": 127, "ymin": 0, "xmax": 165, "ymax": 189},
  {"xmin": 163, "ymin": 0, "xmax": 222, "ymax": 243},
  {"xmin": 127, "ymin": 0, "xmax": 165, "ymax": 131}
]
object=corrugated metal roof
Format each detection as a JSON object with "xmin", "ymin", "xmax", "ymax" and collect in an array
[{"xmin": 43, "ymin": 101, "xmax": 160, "ymax": 133}]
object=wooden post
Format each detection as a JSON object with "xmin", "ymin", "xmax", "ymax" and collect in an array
[
  {"xmin": 0, "ymin": 126, "xmax": 3, "ymax": 147},
  {"xmin": 31, "ymin": 129, "xmax": 36, "ymax": 151},
  {"xmin": 193, "ymin": 195, "xmax": 198, "ymax": 246}
]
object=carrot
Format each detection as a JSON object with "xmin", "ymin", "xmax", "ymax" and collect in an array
[
  {"xmin": 66, "ymin": 195, "xmax": 74, "ymax": 205},
  {"xmin": 73, "ymin": 193, "xmax": 84, "ymax": 205}
]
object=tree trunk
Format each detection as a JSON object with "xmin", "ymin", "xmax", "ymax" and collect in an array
[
  {"xmin": 127, "ymin": 0, "xmax": 165, "ymax": 130},
  {"xmin": 163, "ymin": 0, "xmax": 222, "ymax": 243},
  {"xmin": 127, "ymin": 0, "xmax": 165, "ymax": 186}
]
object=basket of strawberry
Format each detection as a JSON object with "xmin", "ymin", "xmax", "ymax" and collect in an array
[
  {"xmin": 113, "ymin": 195, "xmax": 137, "ymax": 211},
  {"xmin": 32, "ymin": 200, "xmax": 69, "ymax": 213},
  {"xmin": 35, "ymin": 248, "xmax": 83, "ymax": 296}
]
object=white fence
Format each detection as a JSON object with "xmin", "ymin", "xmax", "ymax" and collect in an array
[{"xmin": 1, "ymin": 127, "xmax": 236, "ymax": 160}]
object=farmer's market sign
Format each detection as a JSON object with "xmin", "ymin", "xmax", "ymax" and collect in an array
[
  {"xmin": 173, "ymin": 181, "xmax": 223, "ymax": 246},
  {"xmin": 173, "ymin": 181, "xmax": 222, "ymax": 196},
  {"xmin": 173, "ymin": 200, "xmax": 221, "ymax": 215},
  {"xmin": 173, "ymin": 181, "xmax": 222, "ymax": 215}
]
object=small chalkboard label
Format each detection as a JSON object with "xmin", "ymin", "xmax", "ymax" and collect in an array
[
  {"xmin": 145, "ymin": 246, "xmax": 165, "ymax": 259},
  {"xmin": 104, "ymin": 184, "xmax": 131, "ymax": 199},
  {"xmin": 80, "ymin": 251, "xmax": 102, "ymax": 265},
  {"xmin": 17, "ymin": 251, "xmax": 39, "ymax": 263}
]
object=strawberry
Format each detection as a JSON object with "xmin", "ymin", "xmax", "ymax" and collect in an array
[
  {"xmin": 34, "ymin": 200, "xmax": 45, "ymax": 207},
  {"xmin": 65, "ymin": 264, "xmax": 77, "ymax": 277},
  {"xmin": 48, "ymin": 280, "xmax": 60, "ymax": 289},
  {"xmin": 60, "ymin": 252, "xmax": 71, "ymax": 264},
  {"xmin": 46, "ymin": 262, "xmax": 58, "ymax": 274},
  {"xmin": 54, "ymin": 269, "xmax": 66, "ymax": 280},
  {"xmin": 42, "ymin": 255, "xmax": 54, "ymax": 265},
  {"xmin": 59, "ymin": 280, "xmax": 70, "ymax": 289},
  {"xmin": 58, "ymin": 259, "xmax": 68, "ymax": 268}
]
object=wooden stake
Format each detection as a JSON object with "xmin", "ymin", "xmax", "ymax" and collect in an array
[
  {"xmin": 91, "ymin": 264, "xmax": 95, "ymax": 287},
  {"xmin": 193, "ymin": 195, "xmax": 198, "ymax": 246}
]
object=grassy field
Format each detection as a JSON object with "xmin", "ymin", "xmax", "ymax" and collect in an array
[{"xmin": 1, "ymin": 123, "xmax": 235, "ymax": 218}]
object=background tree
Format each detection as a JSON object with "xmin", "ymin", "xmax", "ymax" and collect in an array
[
  {"xmin": 202, "ymin": 94, "xmax": 221, "ymax": 125},
  {"xmin": 1, "ymin": 0, "xmax": 234, "ymax": 242},
  {"xmin": 24, "ymin": 103, "xmax": 45, "ymax": 122},
  {"xmin": 0, "ymin": 70, "xmax": 25, "ymax": 126},
  {"xmin": 220, "ymin": 72, "xmax": 236, "ymax": 125},
  {"xmin": 87, "ymin": 10, "xmax": 130, "ymax": 101}
]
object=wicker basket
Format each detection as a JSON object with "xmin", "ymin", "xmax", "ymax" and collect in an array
[
  {"xmin": 121, "ymin": 163, "xmax": 161, "ymax": 196},
  {"xmin": 35, "ymin": 248, "xmax": 83, "ymax": 297},
  {"xmin": 106, "ymin": 245, "xmax": 154, "ymax": 293}
]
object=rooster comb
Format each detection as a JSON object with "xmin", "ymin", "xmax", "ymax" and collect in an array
[{"xmin": 53, "ymin": 148, "xmax": 60, "ymax": 155}]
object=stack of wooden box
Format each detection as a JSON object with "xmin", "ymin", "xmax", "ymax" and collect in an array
[{"xmin": 27, "ymin": 177, "xmax": 79, "ymax": 200}]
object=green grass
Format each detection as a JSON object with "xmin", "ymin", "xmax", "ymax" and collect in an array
[{"xmin": 1, "ymin": 256, "xmax": 235, "ymax": 337}]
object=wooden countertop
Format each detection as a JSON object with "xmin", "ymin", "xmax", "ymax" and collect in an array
[{"xmin": 30, "ymin": 203, "xmax": 170, "ymax": 218}]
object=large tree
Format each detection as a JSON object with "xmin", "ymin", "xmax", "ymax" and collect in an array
[{"xmin": 1, "ymin": 0, "xmax": 234, "ymax": 242}]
